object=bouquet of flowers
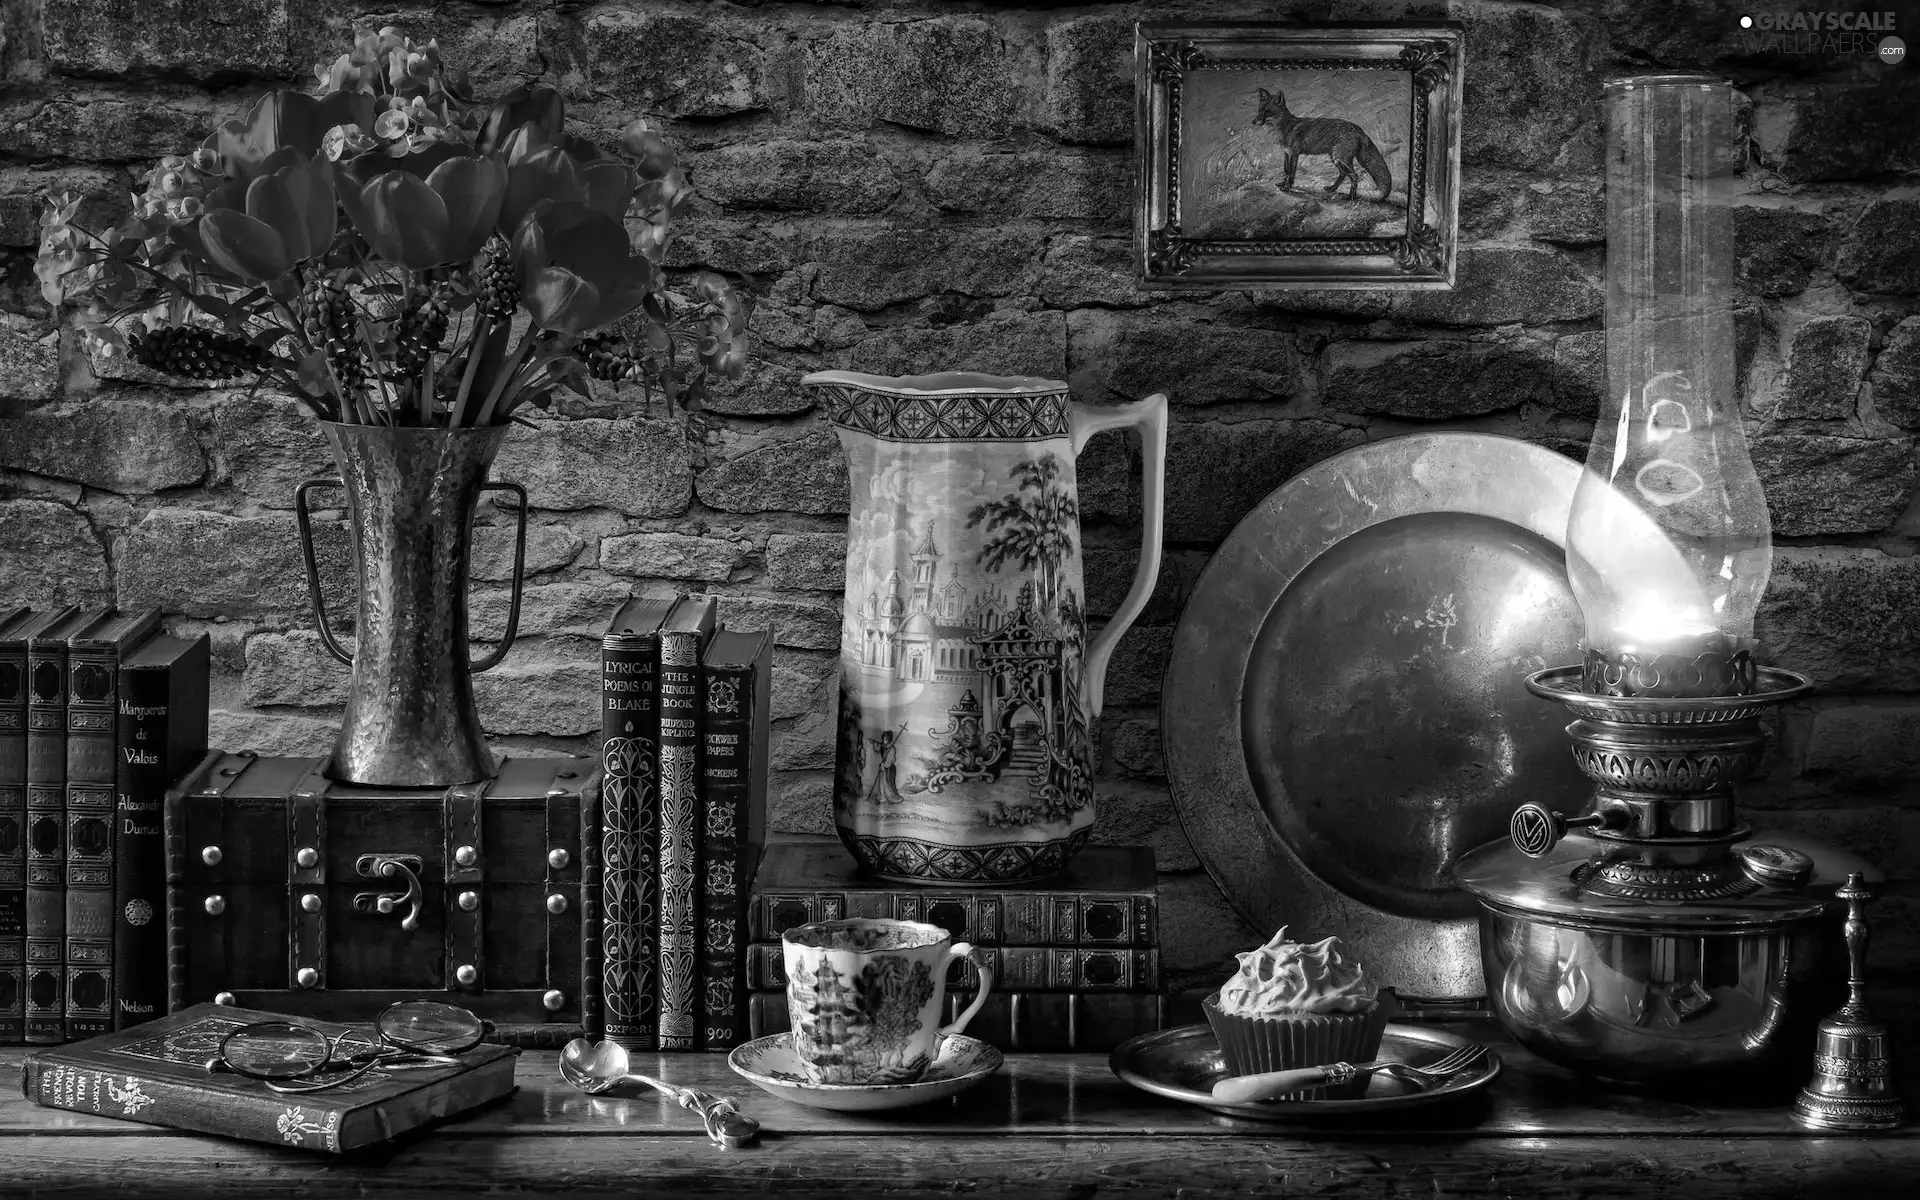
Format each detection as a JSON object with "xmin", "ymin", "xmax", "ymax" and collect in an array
[{"xmin": 32, "ymin": 28, "xmax": 750, "ymax": 428}]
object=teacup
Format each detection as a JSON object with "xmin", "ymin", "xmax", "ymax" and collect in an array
[{"xmin": 782, "ymin": 917, "xmax": 995, "ymax": 1085}]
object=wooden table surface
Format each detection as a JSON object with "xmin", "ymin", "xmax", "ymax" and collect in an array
[{"xmin": 2, "ymin": 1025, "xmax": 1915, "ymax": 1198}]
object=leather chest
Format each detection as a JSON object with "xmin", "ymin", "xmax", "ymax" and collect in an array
[{"xmin": 167, "ymin": 753, "xmax": 601, "ymax": 1046}]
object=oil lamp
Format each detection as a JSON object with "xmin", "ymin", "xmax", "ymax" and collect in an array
[{"xmin": 1455, "ymin": 76, "xmax": 1878, "ymax": 1084}]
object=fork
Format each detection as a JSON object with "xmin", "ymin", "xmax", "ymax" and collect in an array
[{"xmin": 1210, "ymin": 1042, "xmax": 1489, "ymax": 1105}]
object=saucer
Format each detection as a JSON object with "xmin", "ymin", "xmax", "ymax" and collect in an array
[
  {"xmin": 727, "ymin": 1033, "xmax": 1003, "ymax": 1112},
  {"xmin": 1109, "ymin": 1023, "xmax": 1501, "ymax": 1121}
]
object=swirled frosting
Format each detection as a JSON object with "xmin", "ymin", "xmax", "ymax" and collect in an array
[{"xmin": 1216, "ymin": 928, "xmax": 1378, "ymax": 1016}]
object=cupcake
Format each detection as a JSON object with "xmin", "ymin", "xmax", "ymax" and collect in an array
[{"xmin": 1203, "ymin": 927, "xmax": 1388, "ymax": 1101}]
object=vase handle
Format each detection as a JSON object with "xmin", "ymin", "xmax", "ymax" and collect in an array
[
  {"xmin": 294, "ymin": 477, "xmax": 528, "ymax": 674},
  {"xmin": 469, "ymin": 481, "xmax": 528, "ymax": 674},
  {"xmin": 1066, "ymin": 393, "xmax": 1168, "ymax": 718},
  {"xmin": 294, "ymin": 478, "xmax": 353, "ymax": 667}
]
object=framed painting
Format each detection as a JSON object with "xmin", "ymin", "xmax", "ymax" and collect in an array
[{"xmin": 1134, "ymin": 23, "xmax": 1464, "ymax": 290}]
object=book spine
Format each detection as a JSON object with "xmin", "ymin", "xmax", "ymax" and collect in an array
[
  {"xmin": 600, "ymin": 634, "xmax": 660, "ymax": 1052},
  {"xmin": 654, "ymin": 630, "xmax": 703, "ymax": 1050},
  {"xmin": 748, "ymin": 891, "xmax": 1158, "ymax": 947},
  {"xmin": 696, "ymin": 661, "xmax": 754, "ymax": 1050},
  {"xmin": 22, "ymin": 1052, "xmax": 353, "ymax": 1152},
  {"xmin": 24, "ymin": 641, "xmax": 68, "ymax": 1044},
  {"xmin": 745, "ymin": 991, "xmax": 1166, "ymax": 1053},
  {"xmin": 744, "ymin": 944, "xmax": 1160, "ymax": 992},
  {"xmin": 64, "ymin": 644, "xmax": 118, "ymax": 1041},
  {"xmin": 0, "ymin": 638, "xmax": 26, "ymax": 1044},
  {"xmin": 112, "ymin": 673, "xmax": 189, "ymax": 1030}
]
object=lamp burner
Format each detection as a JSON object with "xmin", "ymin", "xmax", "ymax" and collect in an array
[{"xmin": 1582, "ymin": 645, "xmax": 1758, "ymax": 698}]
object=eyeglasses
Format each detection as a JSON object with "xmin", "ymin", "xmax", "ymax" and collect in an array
[{"xmin": 205, "ymin": 1000, "xmax": 489, "ymax": 1094}]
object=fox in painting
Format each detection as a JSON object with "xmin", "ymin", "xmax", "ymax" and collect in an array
[{"xmin": 1252, "ymin": 86, "xmax": 1392, "ymax": 202}]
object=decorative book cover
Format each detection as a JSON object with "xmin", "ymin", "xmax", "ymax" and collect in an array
[
  {"xmin": 745, "ymin": 943, "xmax": 1160, "ymax": 993},
  {"xmin": 0, "ymin": 606, "xmax": 49, "ymax": 1044},
  {"xmin": 600, "ymin": 593, "xmax": 679, "ymax": 1052},
  {"xmin": 654, "ymin": 594, "xmax": 716, "ymax": 1051},
  {"xmin": 65, "ymin": 608, "xmax": 162, "ymax": 1040},
  {"xmin": 695, "ymin": 627, "xmax": 771, "ymax": 1051},
  {"xmin": 21, "ymin": 1001, "xmax": 519, "ymax": 1152},
  {"xmin": 748, "ymin": 837, "xmax": 1158, "ymax": 946},
  {"xmin": 25, "ymin": 607, "xmax": 104, "ymax": 1044},
  {"xmin": 113, "ymin": 633, "xmax": 211, "ymax": 1031},
  {"xmin": 747, "ymin": 990, "xmax": 1166, "ymax": 1053}
]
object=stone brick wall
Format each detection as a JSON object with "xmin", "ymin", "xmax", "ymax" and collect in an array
[{"xmin": 3, "ymin": 1, "xmax": 1920, "ymax": 1000}]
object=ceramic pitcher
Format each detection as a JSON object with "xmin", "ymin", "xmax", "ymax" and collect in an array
[{"xmin": 803, "ymin": 371, "xmax": 1168, "ymax": 885}]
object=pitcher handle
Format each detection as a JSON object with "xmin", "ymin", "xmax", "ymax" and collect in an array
[
  {"xmin": 468, "ymin": 481, "xmax": 528, "ymax": 674},
  {"xmin": 293, "ymin": 478, "xmax": 353, "ymax": 666},
  {"xmin": 1067, "ymin": 393, "xmax": 1169, "ymax": 718}
]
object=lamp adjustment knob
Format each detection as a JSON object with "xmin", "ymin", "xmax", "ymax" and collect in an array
[{"xmin": 1511, "ymin": 804, "xmax": 1619, "ymax": 858}]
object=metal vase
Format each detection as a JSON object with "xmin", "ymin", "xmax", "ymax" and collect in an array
[{"xmin": 295, "ymin": 422, "xmax": 528, "ymax": 788}]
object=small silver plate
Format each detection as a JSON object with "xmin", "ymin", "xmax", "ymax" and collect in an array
[
  {"xmin": 1109, "ymin": 1023, "xmax": 1502, "ymax": 1120},
  {"xmin": 1163, "ymin": 433, "xmax": 1590, "ymax": 1000}
]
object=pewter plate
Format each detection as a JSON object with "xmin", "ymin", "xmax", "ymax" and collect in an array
[
  {"xmin": 1109, "ymin": 1023, "xmax": 1502, "ymax": 1120},
  {"xmin": 1163, "ymin": 433, "xmax": 1590, "ymax": 1000}
]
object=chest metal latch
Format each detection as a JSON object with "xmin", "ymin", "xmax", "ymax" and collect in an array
[{"xmin": 353, "ymin": 853, "xmax": 424, "ymax": 932}]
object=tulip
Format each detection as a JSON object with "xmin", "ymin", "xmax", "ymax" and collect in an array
[
  {"xmin": 168, "ymin": 155, "xmax": 336, "ymax": 284},
  {"xmin": 495, "ymin": 124, "xmax": 636, "ymax": 238},
  {"xmin": 213, "ymin": 90, "xmax": 376, "ymax": 184},
  {"xmin": 336, "ymin": 150, "xmax": 506, "ymax": 269},
  {"xmin": 512, "ymin": 201, "xmax": 655, "ymax": 334},
  {"xmin": 479, "ymin": 84, "xmax": 564, "ymax": 153}
]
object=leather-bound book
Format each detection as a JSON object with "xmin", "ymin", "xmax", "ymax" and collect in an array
[
  {"xmin": 748, "ymin": 837, "xmax": 1158, "ymax": 946},
  {"xmin": 747, "ymin": 990, "xmax": 1167, "ymax": 1053},
  {"xmin": 24, "ymin": 607, "xmax": 103, "ymax": 1043},
  {"xmin": 64, "ymin": 608, "xmax": 161, "ymax": 1040},
  {"xmin": 599, "ymin": 593, "xmax": 680, "ymax": 1052},
  {"xmin": 0, "ymin": 605, "xmax": 46, "ymax": 1043},
  {"xmin": 746, "ymin": 943, "xmax": 1160, "ymax": 992},
  {"xmin": 695, "ymin": 627, "xmax": 770, "ymax": 1050},
  {"xmin": 112, "ymin": 633, "xmax": 211, "ymax": 1030},
  {"xmin": 23, "ymin": 1002, "xmax": 518, "ymax": 1152},
  {"xmin": 654, "ymin": 594, "xmax": 717, "ymax": 1051}
]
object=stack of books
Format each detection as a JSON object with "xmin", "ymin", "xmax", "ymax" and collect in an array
[
  {"xmin": 599, "ymin": 593, "xmax": 772, "ymax": 1052},
  {"xmin": 0, "ymin": 605, "xmax": 211, "ymax": 1046},
  {"xmin": 744, "ymin": 836, "xmax": 1166, "ymax": 1051}
]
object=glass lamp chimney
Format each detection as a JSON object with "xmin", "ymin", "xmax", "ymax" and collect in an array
[{"xmin": 1567, "ymin": 76, "xmax": 1770, "ymax": 698}]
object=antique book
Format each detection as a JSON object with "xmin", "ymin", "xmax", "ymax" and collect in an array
[
  {"xmin": 113, "ymin": 634, "xmax": 211, "ymax": 1030},
  {"xmin": 654, "ymin": 595, "xmax": 717, "ymax": 1050},
  {"xmin": 745, "ymin": 943, "xmax": 1161, "ymax": 993},
  {"xmin": 748, "ymin": 837, "xmax": 1158, "ymax": 946},
  {"xmin": 599, "ymin": 593, "xmax": 679, "ymax": 1052},
  {"xmin": 747, "ymin": 990, "xmax": 1166, "ymax": 1053},
  {"xmin": 64, "ymin": 608, "xmax": 162, "ymax": 1040},
  {"xmin": 21, "ymin": 1001, "xmax": 519, "ymax": 1152},
  {"xmin": 695, "ymin": 628, "xmax": 771, "ymax": 1051},
  {"xmin": 0, "ymin": 606, "xmax": 49, "ymax": 1044},
  {"xmin": 25, "ymin": 607, "xmax": 105, "ymax": 1043}
]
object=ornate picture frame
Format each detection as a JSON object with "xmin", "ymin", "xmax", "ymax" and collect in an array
[{"xmin": 1134, "ymin": 23, "xmax": 1464, "ymax": 290}]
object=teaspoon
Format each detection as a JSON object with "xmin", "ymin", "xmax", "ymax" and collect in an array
[{"xmin": 558, "ymin": 1037, "xmax": 760, "ymax": 1148}]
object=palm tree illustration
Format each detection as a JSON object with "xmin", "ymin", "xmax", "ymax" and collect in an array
[{"xmin": 967, "ymin": 453, "xmax": 1078, "ymax": 615}]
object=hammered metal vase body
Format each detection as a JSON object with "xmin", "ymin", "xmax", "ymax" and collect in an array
[{"xmin": 305, "ymin": 423, "xmax": 517, "ymax": 788}]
